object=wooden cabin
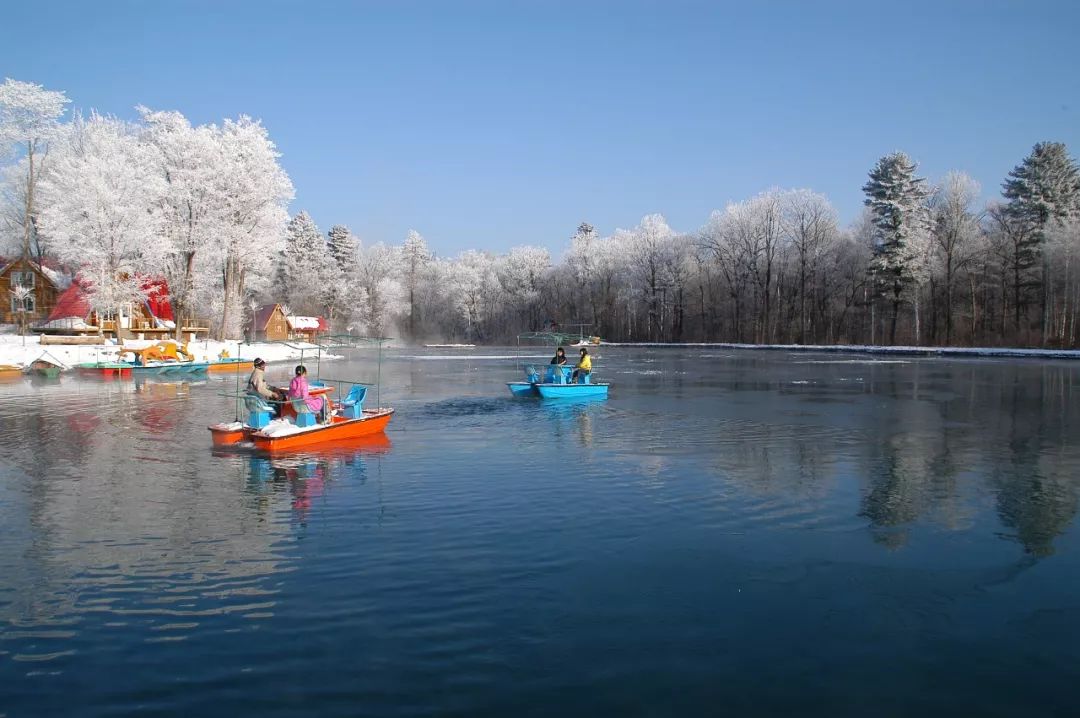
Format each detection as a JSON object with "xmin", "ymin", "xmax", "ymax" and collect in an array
[
  {"xmin": 252, "ymin": 303, "xmax": 290, "ymax": 341},
  {"xmin": 0, "ymin": 258, "xmax": 69, "ymax": 326},
  {"xmin": 286, "ymin": 315, "xmax": 329, "ymax": 343},
  {"xmin": 41, "ymin": 277, "xmax": 209, "ymax": 339}
]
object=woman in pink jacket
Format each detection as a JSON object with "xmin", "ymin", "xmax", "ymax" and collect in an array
[{"xmin": 288, "ymin": 365, "xmax": 330, "ymax": 423}]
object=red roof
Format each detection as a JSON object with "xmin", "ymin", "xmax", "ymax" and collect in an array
[
  {"xmin": 47, "ymin": 276, "xmax": 174, "ymax": 322},
  {"xmin": 48, "ymin": 281, "xmax": 92, "ymax": 321}
]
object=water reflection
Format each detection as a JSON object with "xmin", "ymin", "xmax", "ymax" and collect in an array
[{"xmin": 231, "ymin": 436, "xmax": 393, "ymax": 526}]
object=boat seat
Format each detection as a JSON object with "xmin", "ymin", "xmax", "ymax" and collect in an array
[
  {"xmin": 340, "ymin": 385, "xmax": 367, "ymax": 419},
  {"xmin": 291, "ymin": 398, "xmax": 317, "ymax": 427},
  {"xmin": 244, "ymin": 394, "xmax": 275, "ymax": 429},
  {"xmin": 578, "ymin": 372, "xmax": 592, "ymax": 384}
]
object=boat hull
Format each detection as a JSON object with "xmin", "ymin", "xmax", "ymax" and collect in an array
[
  {"xmin": 535, "ymin": 383, "xmax": 609, "ymax": 399},
  {"xmin": 250, "ymin": 409, "xmax": 393, "ymax": 452},
  {"xmin": 76, "ymin": 363, "xmax": 133, "ymax": 379},
  {"xmin": 208, "ymin": 423, "xmax": 250, "ymax": 446},
  {"xmin": 507, "ymin": 381, "xmax": 538, "ymax": 397},
  {"xmin": 206, "ymin": 359, "xmax": 254, "ymax": 374}
]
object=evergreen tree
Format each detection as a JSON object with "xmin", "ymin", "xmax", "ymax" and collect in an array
[
  {"xmin": 281, "ymin": 211, "xmax": 334, "ymax": 313},
  {"xmin": 863, "ymin": 152, "xmax": 930, "ymax": 345},
  {"xmin": 325, "ymin": 224, "xmax": 358, "ymax": 331},
  {"xmin": 1002, "ymin": 142, "xmax": 1080, "ymax": 341},
  {"xmin": 327, "ymin": 224, "xmax": 358, "ymax": 272}
]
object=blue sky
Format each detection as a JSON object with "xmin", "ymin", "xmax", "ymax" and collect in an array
[{"xmin": 4, "ymin": 0, "xmax": 1079, "ymax": 256}]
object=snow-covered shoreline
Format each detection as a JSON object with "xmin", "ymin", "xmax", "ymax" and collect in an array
[
  {"xmin": 0, "ymin": 335, "xmax": 339, "ymax": 370},
  {"xmin": 599, "ymin": 341, "xmax": 1080, "ymax": 360}
]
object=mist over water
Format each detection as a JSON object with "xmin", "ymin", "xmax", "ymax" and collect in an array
[{"xmin": 1, "ymin": 347, "xmax": 1078, "ymax": 716}]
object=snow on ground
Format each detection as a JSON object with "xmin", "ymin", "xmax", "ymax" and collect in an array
[{"xmin": 0, "ymin": 334, "xmax": 339, "ymax": 370}]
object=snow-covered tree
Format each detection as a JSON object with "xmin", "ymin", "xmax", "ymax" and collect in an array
[
  {"xmin": 138, "ymin": 107, "xmax": 224, "ymax": 336},
  {"xmin": 448, "ymin": 250, "xmax": 498, "ymax": 339},
  {"xmin": 929, "ymin": 171, "xmax": 982, "ymax": 344},
  {"xmin": 497, "ymin": 245, "xmax": 551, "ymax": 329},
  {"xmin": 864, "ymin": 151, "xmax": 931, "ymax": 344},
  {"xmin": 623, "ymin": 213, "xmax": 676, "ymax": 341},
  {"xmin": 215, "ymin": 117, "xmax": 293, "ymax": 339},
  {"xmin": 37, "ymin": 113, "xmax": 166, "ymax": 330},
  {"xmin": 281, "ymin": 211, "xmax": 332, "ymax": 313},
  {"xmin": 324, "ymin": 224, "xmax": 358, "ymax": 330},
  {"xmin": 400, "ymin": 229, "xmax": 431, "ymax": 340},
  {"xmin": 0, "ymin": 78, "xmax": 70, "ymax": 260},
  {"xmin": 354, "ymin": 242, "xmax": 401, "ymax": 336},
  {"xmin": 1002, "ymin": 142, "xmax": 1080, "ymax": 342},
  {"xmin": 781, "ymin": 190, "xmax": 839, "ymax": 343}
]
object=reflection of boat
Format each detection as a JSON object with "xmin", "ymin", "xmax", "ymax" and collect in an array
[{"xmin": 250, "ymin": 409, "xmax": 394, "ymax": 452}]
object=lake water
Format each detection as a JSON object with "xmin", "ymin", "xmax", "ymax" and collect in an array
[{"xmin": 1, "ymin": 347, "xmax": 1078, "ymax": 717}]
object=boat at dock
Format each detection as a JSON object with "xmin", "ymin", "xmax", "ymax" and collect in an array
[
  {"xmin": 0, "ymin": 364, "xmax": 22, "ymax": 380},
  {"xmin": 75, "ymin": 361, "xmax": 133, "ymax": 379}
]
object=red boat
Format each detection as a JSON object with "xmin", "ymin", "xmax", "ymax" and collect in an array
[{"xmin": 251, "ymin": 408, "xmax": 394, "ymax": 452}]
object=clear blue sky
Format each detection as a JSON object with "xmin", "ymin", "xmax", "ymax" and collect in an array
[{"xmin": 4, "ymin": 0, "xmax": 1078, "ymax": 256}]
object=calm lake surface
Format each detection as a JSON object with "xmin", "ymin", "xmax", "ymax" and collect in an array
[{"xmin": 1, "ymin": 346, "xmax": 1078, "ymax": 717}]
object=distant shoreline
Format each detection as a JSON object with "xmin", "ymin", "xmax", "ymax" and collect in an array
[{"xmin": 595, "ymin": 342, "xmax": 1080, "ymax": 360}]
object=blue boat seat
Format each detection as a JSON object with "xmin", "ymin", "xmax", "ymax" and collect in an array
[
  {"xmin": 340, "ymin": 385, "xmax": 367, "ymax": 419},
  {"xmin": 579, "ymin": 372, "xmax": 592, "ymax": 384},
  {"xmin": 244, "ymin": 394, "xmax": 274, "ymax": 429},
  {"xmin": 292, "ymin": 399, "xmax": 317, "ymax": 427}
]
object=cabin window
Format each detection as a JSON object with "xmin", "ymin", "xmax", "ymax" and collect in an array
[
  {"xmin": 10, "ymin": 271, "xmax": 35, "ymax": 288},
  {"xmin": 10, "ymin": 295, "xmax": 35, "ymax": 313}
]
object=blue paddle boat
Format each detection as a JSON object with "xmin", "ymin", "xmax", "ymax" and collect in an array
[{"xmin": 507, "ymin": 365, "xmax": 609, "ymax": 399}]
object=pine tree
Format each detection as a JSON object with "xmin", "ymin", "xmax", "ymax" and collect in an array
[
  {"xmin": 1002, "ymin": 142, "xmax": 1080, "ymax": 341},
  {"xmin": 325, "ymin": 224, "xmax": 358, "ymax": 331},
  {"xmin": 281, "ymin": 211, "xmax": 334, "ymax": 313},
  {"xmin": 327, "ymin": 224, "xmax": 358, "ymax": 272},
  {"xmin": 863, "ymin": 152, "xmax": 930, "ymax": 345}
]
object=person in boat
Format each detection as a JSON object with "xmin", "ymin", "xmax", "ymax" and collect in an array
[
  {"xmin": 571, "ymin": 347, "xmax": 592, "ymax": 383},
  {"xmin": 247, "ymin": 358, "xmax": 285, "ymax": 415},
  {"xmin": 289, "ymin": 364, "xmax": 331, "ymax": 424},
  {"xmin": 546, "ymin": 346, "xmax": 568, "ymax": 383}
]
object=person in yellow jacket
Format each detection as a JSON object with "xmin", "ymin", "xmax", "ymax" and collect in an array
[{"xmin": 572, "ymin": 347, "xmax": 592, "ymax": 383}]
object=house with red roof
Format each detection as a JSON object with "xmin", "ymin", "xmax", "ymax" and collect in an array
[{"xmin": 41, "ymin": 276, "xmax": 181, "ymax": 337}]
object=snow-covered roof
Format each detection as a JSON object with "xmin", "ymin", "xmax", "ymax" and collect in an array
[
  {"xmin": 39, "ymin": 266, "xmax": 72, "ymax": 290},
  {"xmin": 286, "ymin": 315, "xmax": 326, "ymax": 331}
]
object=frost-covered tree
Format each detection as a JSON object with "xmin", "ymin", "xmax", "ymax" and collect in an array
[
  {"xmin": 215, "ymin": 117, "xmax": 293, "ymax": 339},
  {"xmin": 864, "ymin": 152, "xmax": 931, "ymax": 344},
  {"xmin": 930, "ymin": 171, "xmax": 982, "ymax": 344},
  {"xmin": 1002, "ymin": 142, "xmax": 1080, "ymax": 342},
  {"xmin": 37, "ymin": 113, "xmax": 166, "ymax": 330},
  {"xmin": 354, "ymin": 242, "xmax": 401, "ymax": 336},
  {"xmin": 138, "ymin": 107, "xmax": 225, "ymax": 337},
  {"xmin": 400, "ymin": 229, "xmax": 431, "ymax": 340},
  {"xmin": 449, "ymin": 250, "xmax": 498, "ymax": 339},
  {"xmin": 0, "ymin": 78, "xmax": 70, "ymax": 260},
  {"xmin": 623, "ymin": 214, "xmax": 676, "ymax": 341},
  {"xmin": 324, "ymin": 224, "xmax": 358, "ymax": 330},
  {"xmin": 281, "ymin": 211, "xmax": 332, "ymax": 313},
  {"xmin": 781, "ymin": 190, "xmax": 839, "ymax": 343},
  {"xmin": 497, "ymin": 245, "xmax": 551, "ymax": 329}
]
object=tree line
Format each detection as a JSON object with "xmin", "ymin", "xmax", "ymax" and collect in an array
[{"xmin": 3, "ymin": 78, "xmax": 1079, "ymax": 346}]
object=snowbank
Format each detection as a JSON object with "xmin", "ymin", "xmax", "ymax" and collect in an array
[{"xmin": 0, "ymin": 335, "xmax": 340, "ymax": 370}]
